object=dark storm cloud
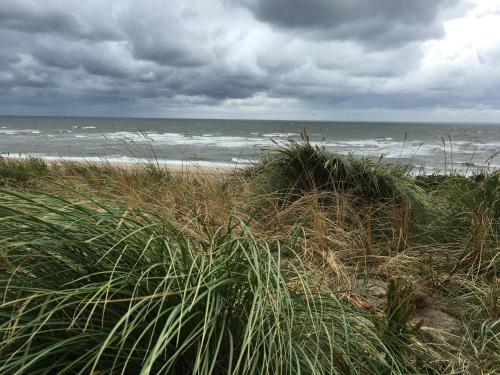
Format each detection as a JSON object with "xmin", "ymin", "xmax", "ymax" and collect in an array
[
  {"xmin": 122, "ymin": 2, "xmax": 215, "ymax": 68},
  {"xmin": 0, "ymin": 1, "xmax": 124, "ymax": 41},
  {"xmin": 0, "ymin": 50, "xmax": 21, "ymax": 68},
  {"xmin": 0, "ymin": 2, "xmax": 80, "ymax": 35},
  {"xmin": 234, "ymin": 0, "xmax": 457, "ymax": 47},
  {"xmin": 126, "ymin": 26, "xmax": 212, "ymax": 68},
  {"xmin": 186, "ymin": 74, "xmax": 269, "ymax": 99},
  {"xmin": 0, "ymin": 0, "xmax": 498, "ymax": 119}
]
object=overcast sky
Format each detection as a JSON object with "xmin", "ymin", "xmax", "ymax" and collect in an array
[{"xmin": 1, "ymin": 0, "xmax": 500, "ymax": 122}]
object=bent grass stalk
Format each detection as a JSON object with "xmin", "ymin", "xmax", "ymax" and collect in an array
[
  {"xmin": 0, "ymin": 136, "xmax": 498, "ymax": 374},
  {"xmin": 0, "ymin": 190, "xmax": 422, "ymax": 374}
]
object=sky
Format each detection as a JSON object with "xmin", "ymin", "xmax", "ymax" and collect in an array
[{"xmin": 1, "ymin": 0, "xmax": 500, "ymax": 122}]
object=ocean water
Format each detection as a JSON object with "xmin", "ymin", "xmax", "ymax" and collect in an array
[{"xmin": 0, "ymin": 116, "xmax": 499, "ymax": 172}]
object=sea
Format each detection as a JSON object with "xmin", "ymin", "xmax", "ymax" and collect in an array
[{"xmin": 1, "ymin": 116, "xmax": 499, "ymax": 173}]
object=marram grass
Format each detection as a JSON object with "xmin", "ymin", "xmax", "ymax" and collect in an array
[
  {"xmin": 249, "ymin": 132, "xmax": 424, "ymax": 204},
  {"xmin": 0, "ymin": 137, "xmax": 498, "ymax": 374},
  {"xmin": 0, "ymin": 190, "xmax": 420, "ymax": 374}
]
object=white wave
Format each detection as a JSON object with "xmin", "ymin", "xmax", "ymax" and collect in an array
[
  {"xmin": 262, "ymin": 132, "xmax": 300, "ymax": 137},
  {"xmin": 337, "ymin": 140, "xmax": 389, "ymax": 147},
  {"xmin": 328, "ymin": 139, "xmax": 411, "ymax": 147},
  {"xmin": 231, "ymin": 157, "xmax": 257, "ymax": 164},
  {"xmin": 0, "ymin": 129, "xmax": 17, "ymax": 135},
  {"xmin": 104, "ymin": 131, "xmax": 275, "ymax": 148},
  {"xmin": 482, "ymin": 142, "xmax": 500, "ymax": 148},
  {"xmin": 317, "ymin": 139, "xmax": 443, "ymax": 157},
  {"xmin": 444, "ymin": 141, "xmax": 500, "ymax": 147},
  {"xmin": 0, "ymin": 153, "xmax": 243, "ymax": 169},
  {"xmin": 383, "ymin": 144, "xmax": 443, "ymax": 158},
  {"xmin": 0, "ymin": 129, "xmax": 41, "ymax": 135}
]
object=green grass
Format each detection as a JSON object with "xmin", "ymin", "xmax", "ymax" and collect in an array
[
  {"xmin": 0, "ymin": 156, "xmax": 48, "ymax": 187},
  {"xmin": 0, "ymin": 190, "xmax": 427, "ymax": 374},
  {"xmin": 0, "ymin": 138, "xmax": 498, "ymax": 374},
  {"xmin": 250, "ymin": 131, "xmax": 424, "ymax": 204}
]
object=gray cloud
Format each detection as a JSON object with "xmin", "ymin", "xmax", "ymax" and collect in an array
[
  {"xmin": 0, "ymin": 0, "xmax": 498, "ymax": 120},
  {"xmin": 123, "ymin": 3, "xmax": 214, "ymax": 67},
  {"xmin": 234, "ymin": 0, "xmax": 458, "ymax": 47},
  {"xmin": 0, "ymin": 1, "xmax": 80, "ymax": 36},
  {"xmin": 0, "ymin": 0, "xmax": 124, "ymax": 41}
]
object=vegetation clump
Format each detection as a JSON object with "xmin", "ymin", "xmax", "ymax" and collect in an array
[
  {"xmin": 0, "ymin": 191, "xmax": 423, "ymax": 374},
  {"xmin": 0, "ymin": 155, "xmax": 48, "ymax": 187},
  {"xmin": 0, "ymin": 138, "xmax": 498, "ymax": 374},
  {"xmin": 250, "ymin": 131, "xmax": 424, "ymax": 206}
]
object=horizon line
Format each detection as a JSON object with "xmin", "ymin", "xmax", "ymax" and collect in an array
[{"xmin": 1, "ymin": 113, "xmax": 500, "ymax": 126}]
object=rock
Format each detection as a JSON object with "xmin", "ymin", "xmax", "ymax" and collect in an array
[
  {"xmin": 410, "ymin": 308, "xmax": 461, "ymax": 342},
  {"xmin": 367, "ymin": 284, "xmax": 387, "ymax": 298},
  {"xmin": 354, "ymin": 278, "xmax": 388, "ymax": 308},
  {"xmin": 410, "ymin": 287, "xmax": 436, "ymax": 309},
  {"xmin": 354, "ymin": 278, "xmax": 387, "ymax": 296}
]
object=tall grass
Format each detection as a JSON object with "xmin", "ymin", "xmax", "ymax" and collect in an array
[
  {"xmin": 250, "ymin": 132, "xmax": 425, "ymax": 205},
  {"xmin": 0, "ymin": 137, "xmax": 498, "ymax": 374},
  {"xmin": 0, "ymin": 190, "xmax": 427, "ymax": 374},
  {"xmin": 0, "ymin": 156, "xmax": 48, "ymax": 187}
]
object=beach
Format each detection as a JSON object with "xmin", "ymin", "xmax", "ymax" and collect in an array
[
  {"xmin": 0, "ymin": 135, "xmax": 498, "ymax": 373},
  {"xmin": 2, "ymin": 0, "xmax": 499, "ymax": 372},
  {"xmin": 2, "ymin": 116, "xmax": 500, "ymax": 173}
]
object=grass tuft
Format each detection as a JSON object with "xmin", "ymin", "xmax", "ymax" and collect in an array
[
  {"xmin": 0, "ymin": 190, "xmax": 427, "ymax": 374},
  {"xmin": 0, "ymin": 136, "xmax": 498, "ymax": 374}
]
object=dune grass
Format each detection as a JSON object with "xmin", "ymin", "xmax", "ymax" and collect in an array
[
  {"xmin": 0, "ymin": 190, "xmax": 425, "ymax": 374},
  {"xmin": 253, "ymin": 134, "xmax": 417, "ymax": 201},
  {"xmin": 0, "ymin": 139, "xmax": 498, "ymax": 374},
  {"xmin": 0, "ymin": 155, "xmax": 48, "ymax": 187}
]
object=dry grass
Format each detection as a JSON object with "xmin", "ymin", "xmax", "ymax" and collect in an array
[{"xmin": 0, "ymin": 149, "xmax": 499, "ymax": 373}]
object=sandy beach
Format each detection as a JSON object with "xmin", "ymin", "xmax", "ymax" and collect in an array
[{"xmin": 0, "ymin": 153, "xmax": 238, "ymax": 175}]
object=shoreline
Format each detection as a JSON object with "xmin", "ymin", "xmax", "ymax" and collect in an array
[
  {"xmin": 1, "ymin": 152, "xmax": 496, "ymax": 176},
  {"xmin": 0, "ymin": 138, "xmax": 498, "ymax": 374},
  {"xmin": 0, "ymin": 153, "xmax": 245, "ymax": 175}
]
